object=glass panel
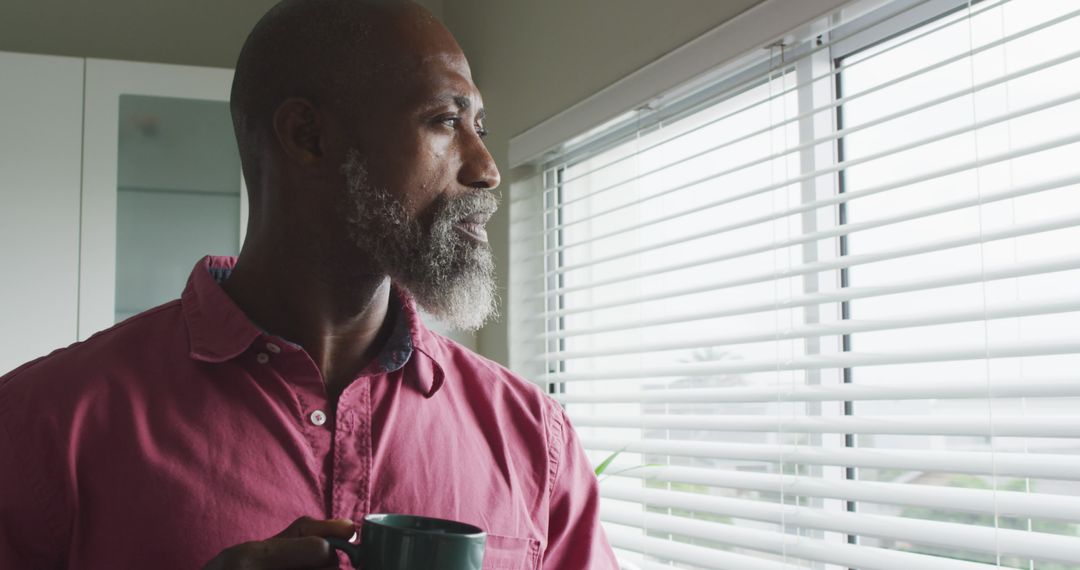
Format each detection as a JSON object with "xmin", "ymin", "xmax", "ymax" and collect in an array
[{"xmin": 115, "ymin": 94, "xmax": 241, "ymax": 322}]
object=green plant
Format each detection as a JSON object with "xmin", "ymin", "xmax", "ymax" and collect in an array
[
  {"xmin": 594, "ymin": 447, "xmax": 625, "ymax": 477},
  {"xmin": 593, "ymin": 447, "xmax": 663, "ymax": 483}
]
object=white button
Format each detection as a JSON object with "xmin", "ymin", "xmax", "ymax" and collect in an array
[
  {"xmin": 310, "ymin": 410, "xmax": 327, "ymax": 426},
  {"xmin": 256, "ymin": 353, "xmax": 270, "ymax": 364},
  {"xmin": 266, "ymin": 342, "xmax": 281, "ymax": 354}
]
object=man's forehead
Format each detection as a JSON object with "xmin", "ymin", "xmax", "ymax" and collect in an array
[
  {"xmin": 409, "ymin": 54, "xmax": 485, "ymax": 111},
  {"xmin": 337, "ymin": 7, "xmax": 484, "ymax": 113}
]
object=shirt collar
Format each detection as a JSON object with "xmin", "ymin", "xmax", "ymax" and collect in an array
[
  {"xmin": 181, "ymin": 255, "xmax": 446, "ymax": 397},
  {"xmin": 181, "ymin": 256, "xmax": 263, "ymax": 364},
  {"xmin": 394, "ymin": 287, "xmax": 446, "ymax": 398}
]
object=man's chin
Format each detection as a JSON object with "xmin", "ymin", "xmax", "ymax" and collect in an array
[{"xmin": 404, "ymin": 272, "xmax": 498, "ymax": 332}]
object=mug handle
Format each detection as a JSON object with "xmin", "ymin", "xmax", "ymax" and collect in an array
[{"xmin": 325, "ymin": 536, "xmax": 362, "ymax": 568}]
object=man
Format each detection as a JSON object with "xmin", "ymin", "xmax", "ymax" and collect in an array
[{"xmin": 0, "ymin": 1, "xmax": 617, "ymax": 568}]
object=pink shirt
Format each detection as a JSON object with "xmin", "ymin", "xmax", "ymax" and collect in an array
[{"xmin": 0, "ymin": 255, "xmax": 616, "ymax": 569}]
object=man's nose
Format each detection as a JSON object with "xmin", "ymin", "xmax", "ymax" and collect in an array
[{"xmin": 458, "ymin": 133, "xmax": 501, "ymax": 190}]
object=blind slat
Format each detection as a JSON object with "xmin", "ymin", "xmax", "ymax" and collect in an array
[
  {"xmin": 543, "ymin": 211, "xmax": 1080, "ymax": 318},
  {"xmin": 601, "ymin": 486, "xmax": 1080, "ymax": 563},
  {"xmin": 607, "ymin": 464, "xmax": 1080, "ymax": 521},
  {"xmin": 542, "ymin": 296, "xmax": 1080, "ymax": 361},
  {"xmin": 554, "ymin": 377, "xmax": 1080, "ymax": 403},
  {"xmin": 548, "ymin": 339, "xmax": 1080, "ymax": 382},
  {"xmin": 573, "ymin": 413, "xmax": 1080, "ymax": 437},
  {"xmin": 582, "ymin": 436, "xmax": 1080, "ymax": 480},
  {"xmin": 529, "ymin": 167, "xmax": 1080, "ymax": 289},
  {"xmin": 602, "ymin": 506, "xmax": 1004, "ymax": 570},
  {"xmin": 604, "ymin": 526, "xmax": 801, "ymax": 570},
  {"xmin": 536, "ymin": 253, "xmax": 1080, "ymax": 338}
]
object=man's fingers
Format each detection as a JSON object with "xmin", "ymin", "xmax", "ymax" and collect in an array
[
  {"xmin": 202, "ymin": 517, "xmax": 356, "ymax": 570},
  {"xmin": 249, "ymin": 536, "xmax": 336, "ymax": 570},
  {"xmin": 258, "ymin": 536, "xmax": 335, "ymax": 570},
  {"xmin": 203, "ymin": 535, "xmax": 336, "ymax": 570},
  {"xmin": 277, "ymin": 516, "xmax": 356, "ymax": 540}
]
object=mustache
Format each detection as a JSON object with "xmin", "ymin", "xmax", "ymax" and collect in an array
[{"xmin": 435, "ymin": 189, "xmax": 501, "ymax": 225}]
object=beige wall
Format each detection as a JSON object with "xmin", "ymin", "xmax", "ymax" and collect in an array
[
  {"xmin": 442, "ymin": 0, "xmax": 762, "ymax": 365},
  {"xmin": 0, "ymin": 0, "xmax": 443, "ymax": 68}
]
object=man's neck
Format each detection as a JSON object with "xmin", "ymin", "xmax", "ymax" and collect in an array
[{"xmin": 221, "ymin": 243, "xmax": 397, "ymax": 400}]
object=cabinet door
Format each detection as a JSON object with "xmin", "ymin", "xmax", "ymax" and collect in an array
[
  {"xmin": 80, "ymin": 59, "xmax": 244, "ymax": 339},
  {"xmin": 0, "ymin": 52, "xmax": 84, "ymax": 375}
]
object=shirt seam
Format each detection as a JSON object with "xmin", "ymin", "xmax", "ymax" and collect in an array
[
  {"xmin": 0, "ymin": 300, "xmax": 181, "ymax": 387},
  {"xmin": 545, "ymin": 398, "xmax": 566, "ymax": 499}
]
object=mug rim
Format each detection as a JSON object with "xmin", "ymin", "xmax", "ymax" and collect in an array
[{"xmin": 364, "ymin": 513, "xmax": 486, "ymax": 539}]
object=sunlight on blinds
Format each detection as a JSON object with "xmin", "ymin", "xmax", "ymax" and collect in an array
[{"xmin": 508, "ymin": 0, "xmax": 1080, "ymax": 568}]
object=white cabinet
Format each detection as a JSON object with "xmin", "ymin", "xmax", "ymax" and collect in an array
[
  {"xmin": 0, "ymin": 52, "xmax": 84, "ymax": 374},
  {"xmin": 80, "ymin": 59, "xmax": 244, "ymax": 339},
  {"xmin": 1, "ymin": 53, "xmax": 244, "ymax": 374}
]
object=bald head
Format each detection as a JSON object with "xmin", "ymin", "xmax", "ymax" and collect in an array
[
  {"xmin": 230, "ymin": 0, "xmax": 459, "ymax": 188},
  {"xmin": 228, "ymin": 0, "xmax": 500, "ymax": 329}
]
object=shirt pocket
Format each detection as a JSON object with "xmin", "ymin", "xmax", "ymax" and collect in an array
[{"xmin": 482, "ymin": 533, "xmax": 542, "ymax": 570}]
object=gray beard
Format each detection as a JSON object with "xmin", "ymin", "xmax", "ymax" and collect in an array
[{"xmin": 340, "ymin": 149, "xmax": 499, "ymax": 331}]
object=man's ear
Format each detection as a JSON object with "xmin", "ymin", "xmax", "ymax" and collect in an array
[{"xmin": 272, "ymin": 97, "xmax": 323, "ymax": 165}]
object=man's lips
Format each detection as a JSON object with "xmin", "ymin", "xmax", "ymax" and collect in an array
[
  {"xmin": 454, "ymin": 211, "xmax": 492, "ymax": 243},
  {"xmin": 455, "ymin": 222, "xmax": 488, "ymax": 243}
]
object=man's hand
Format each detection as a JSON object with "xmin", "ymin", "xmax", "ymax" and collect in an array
[{"xmin": 202, "ymin": 516, "xmax": 355, "ymax": 570}]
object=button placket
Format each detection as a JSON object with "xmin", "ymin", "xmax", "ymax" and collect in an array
[{"xmin": 355, "ymin": 380, "xmax": 373, "ymax": 522}]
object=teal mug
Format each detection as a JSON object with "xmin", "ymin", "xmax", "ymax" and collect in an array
[{"xmin": 326, "ymin": 513, "xmax": 486, "ymax": 569}]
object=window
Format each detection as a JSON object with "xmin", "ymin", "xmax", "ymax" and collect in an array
[{"xmin": 509, "ymin": 0, "xmax": 1080, "ymax": 568}]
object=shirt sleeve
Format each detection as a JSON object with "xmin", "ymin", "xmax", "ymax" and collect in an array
[
  {"xmin": 0, "ymin": 370, "xmax": 69, "ymax": 569},
  {"xmin": 542, "ymin": 402, "xmax": 619, "ymax": 570}
]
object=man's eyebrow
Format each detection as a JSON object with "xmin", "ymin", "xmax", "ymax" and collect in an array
[{"xmin": 433, "ymin": 94, "xmax": 485, "ymax": 119}]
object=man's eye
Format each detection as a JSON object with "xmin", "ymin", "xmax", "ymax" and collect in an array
[{"xmin": 435, "ymin": 116, "xmax": 487, "ymax": 139}]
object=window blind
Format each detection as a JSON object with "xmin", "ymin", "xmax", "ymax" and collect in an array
[{"xmin": 507, "ymin": 0, "xmax": 1080, "ymax": 568}]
